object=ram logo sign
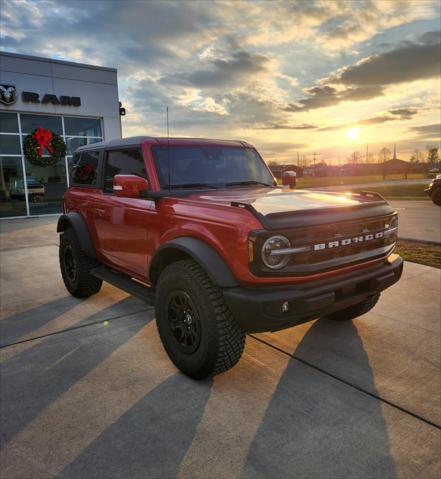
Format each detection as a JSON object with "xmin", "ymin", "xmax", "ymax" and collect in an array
[{"xmin": 0, "ymin": 84, "xmax": 17, "ymax": 105}]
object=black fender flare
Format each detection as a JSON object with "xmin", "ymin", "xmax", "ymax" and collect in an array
[
  {"xmin": 57, "ymin": 212, "xmax": 96, "ymax": 259},
  {"xmin": 149, "ymin": 237, "xmax": 239, "ymax": 288}
]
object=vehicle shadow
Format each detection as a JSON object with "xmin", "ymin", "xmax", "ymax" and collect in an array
[
  {"xmin": 58, "ymin": 374, "xmax": 212, "ymax": 479},
  {"xmin": 0, "ymin": 296, "xmax": 149, "ymax": 446},
  {"xmin": 241, "ymin": 319, "xmax": 397, "ymax": 479}
]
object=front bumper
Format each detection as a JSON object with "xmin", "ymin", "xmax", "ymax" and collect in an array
[{"xmin": 223, "ymin": 254, "xmax": 403, "ymax": 333}]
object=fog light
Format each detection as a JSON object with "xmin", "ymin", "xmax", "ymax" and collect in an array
[{"xmin": 281, "ymin": 301, "xmax": 290, "ymax": 313}]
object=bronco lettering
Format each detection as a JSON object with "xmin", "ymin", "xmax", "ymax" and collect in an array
[{"xmin": 314, "ymin": 230, "xmax": 385, "ymax": 251}]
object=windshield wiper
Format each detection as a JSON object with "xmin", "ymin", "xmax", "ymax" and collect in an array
[
  {"xmin": 164, "ymin": 183, "xmax": 218, "ymax": 189},
  {"xmin": 225, "ymin": 180, "xmax": 272, "ymax": 187}
]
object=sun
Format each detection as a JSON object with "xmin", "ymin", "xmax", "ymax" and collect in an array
[{"xmin": 346, "ymin": 127, "xmax": 361, "ymax": 141}]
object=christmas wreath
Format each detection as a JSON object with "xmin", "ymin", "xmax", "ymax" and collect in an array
[{"xmin": 23, "ymin": 127, "xmax": 66, "ymax": 167}]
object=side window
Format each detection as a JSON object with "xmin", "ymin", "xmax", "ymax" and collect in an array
[
  {"xmin": 72, "ymin": 151, "xmax": 100, "ymax": 186},
  {"xmin": 103, "ymin": 149, "xmax": 146, "ymax": 193}
]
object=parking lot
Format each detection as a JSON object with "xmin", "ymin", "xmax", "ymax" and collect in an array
[{"xmin": 0, "ymin": 217, "xmax": 440, "ymax": 479}]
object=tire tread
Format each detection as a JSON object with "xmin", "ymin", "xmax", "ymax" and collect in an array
[
  {"xmin": 156, "ymin": 259, "xmax": 245, "ymax": 377},
  {"xmin": 60, "ymin": 229, "xmax": 102, "ymax": 298}
]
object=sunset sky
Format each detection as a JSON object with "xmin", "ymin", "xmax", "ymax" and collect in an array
[{"xmin": 1, "ymin": 0, "xmax": 440, "ymax": 164}]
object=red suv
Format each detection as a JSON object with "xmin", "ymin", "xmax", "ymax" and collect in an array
[{"xmin": 58, "ymin": 137, "xmax": 403, "ymax": 379}]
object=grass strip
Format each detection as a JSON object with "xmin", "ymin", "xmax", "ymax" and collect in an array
[{"xmin": 395, "ymin": 240, "xmax": 441, "ymax": 269}]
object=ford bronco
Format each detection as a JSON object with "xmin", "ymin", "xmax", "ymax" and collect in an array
[{"xmin": 58, "ymin": 137, "xmax": 403, "ymax": 379}]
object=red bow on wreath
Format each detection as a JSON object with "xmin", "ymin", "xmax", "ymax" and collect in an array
[{"xmin": 32, "ymin": 127, "xmax": 54, "ymax": 156}]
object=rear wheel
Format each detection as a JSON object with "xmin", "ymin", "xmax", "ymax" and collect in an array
[
  {"xmin": 431, "ymin": 187, "xmax": 441, "ymax": 206},
  {"xmin": 59, "ymin": 229, "xmax": 102, "ymax": 298},
  {"xmin": 155, "ymin": 259, "xmax": 245, "ymax": 379},
  {"xmin": 323, "ymin": 293, "xmax": 380, "ymax": 321}
]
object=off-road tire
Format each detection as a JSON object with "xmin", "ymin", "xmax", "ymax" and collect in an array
[
  {"xmin": 431, "ymin": 187, "xmax": 441, "ymax": 206},
  {"xmin": 155, "ymin": 259, "xmax": 245, "ymax": 379},
  {"xmin": 59, "ymin": 228, "xmax": 102, "ymax": 298},
  {"xmin": 323, "ymin": 293, "xmax": 380, "ymax": 321}
]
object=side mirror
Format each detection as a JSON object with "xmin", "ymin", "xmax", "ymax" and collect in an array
[
  {"xmin": 282, "ymin": 170, "xmax": 297, "ymax": 189},
  {"xmin": 113, "ymin": 174, "xmax": 149, "ymax": 198}
]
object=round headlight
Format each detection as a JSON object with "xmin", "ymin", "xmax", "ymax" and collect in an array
[{"xmin": 261, "ymin": 235, "xmax": 291, "ymax": 269}]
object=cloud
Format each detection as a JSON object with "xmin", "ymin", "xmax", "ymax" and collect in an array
[
  {"xmin": 320, "ymin": 108, "xmax": 419, "ymax": 131},
  {"xmin": 388, "ymin": 108, "xmax": 419, "ymax": 118},
  {"xmin": 287, "ymin": 31, "xmax": 440, "ymax": 112},
  {"xmin": 359, "ymin": 108, "xmax": 419, "ymax": 125},
  {"xmin": 161, "ymin": 50, "xmax": 270, "ymax": 88},
  {"xmin": 321, "ymin": 1, "xmax": 438, "ymax": 50},
  {"xmin": 285, "ymin": 85, "xmax": 385, "ymax": 112},
  {"xmin": 253, "ymin": 123, "xmax": 317, "ymax": 130},
  {"xmin": 333, "ymin": 38, "xmax": 440, "ymax": 86},
  {"xmin": 409, "ymin": 123, "xmax": 441, "ymax": 139}
]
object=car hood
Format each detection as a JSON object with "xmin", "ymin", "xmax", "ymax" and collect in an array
[{"xmin": 188, "ymin": 187, "xmax": 395, "ymax": 228}]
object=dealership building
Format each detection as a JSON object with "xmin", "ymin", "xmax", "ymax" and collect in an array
[{"xmin": 0, "ymin": 51, "xmax": 122, "ymax": 218}]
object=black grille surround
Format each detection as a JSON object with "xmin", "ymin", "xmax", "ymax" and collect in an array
[{"xmin": 249, "ymin": 213, "xmax": 398, "ymax": 277}]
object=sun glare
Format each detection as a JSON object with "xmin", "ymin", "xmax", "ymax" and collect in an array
[{"xmin": 346, "ymin": 127, "xmax": 360, "ymax": 141}]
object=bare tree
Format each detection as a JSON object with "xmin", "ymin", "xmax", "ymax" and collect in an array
[
  {"xmin": 411, "ymin": 149, "xmax": 424, "ymax": 163},
  {"xmin": 426, "ymin": 146, "xmax": 440, "ymax": 164},
  {"xmin": 349, "ymin": 151, "xmax": 361, "ymax": 164},
  {"xmin": 379, "ymin": 148, "xmax": 391, "ymax": 163}
]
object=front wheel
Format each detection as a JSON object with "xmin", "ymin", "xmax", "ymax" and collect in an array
[
  {"xmin": 155, "ymin": 259, "xmax": 245, "ymax": 379},
  {"xmin": 322, "ymin": 293, "xmax": 380, "ymax": 321}
]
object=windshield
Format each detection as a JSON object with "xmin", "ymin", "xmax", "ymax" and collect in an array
[{"xmin": 152, "ymin": 146, "xmax": 274, "ymax": 189}]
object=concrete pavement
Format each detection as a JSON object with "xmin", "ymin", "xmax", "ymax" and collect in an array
[
  {"xmin": 0, "ymin": 217, "xmax": 440, "ymax": 479},
  {"xmin": 390, "ymin": 200, "xmax": 441, "ymax": 244}
]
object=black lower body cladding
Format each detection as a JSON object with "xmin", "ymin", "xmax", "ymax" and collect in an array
[{"xmin": 223, "ymin": 254, "xmax": 403, "ymax": 333}]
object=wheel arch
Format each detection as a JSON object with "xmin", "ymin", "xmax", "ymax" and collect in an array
[
  {"xmin": 57, "ymin": 212, "xmax": 97, "ymax": 259},
  {"xmin": 149, "ymin": 237, "xmax": 239, "ymax": 288}
]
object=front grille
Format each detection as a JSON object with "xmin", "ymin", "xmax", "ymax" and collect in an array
[{"xmin": 250, "ymin": 213, "xmax": 398, "ymax": 276}]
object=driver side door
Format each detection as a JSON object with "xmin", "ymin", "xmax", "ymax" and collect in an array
[{"xmin": 92, "ymin": 148, "xmax": 150, "ymax": 277}]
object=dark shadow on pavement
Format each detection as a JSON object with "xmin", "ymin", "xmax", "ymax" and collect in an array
[
  {"xmin": 0, "ymin": 294, "xmax": 147, "ymax": 347},
  {"xmin": 0, "ymin": 303, "xmax": 150, "ymax": 447},
  {"xmin": 241, "ymin": 319, "xmax": 397, "ymax": 479},
  {"xmin": 0, "ymin": 296, "xmax": 80, "ymax": 347},
  {"xmin": 58, "ymin": 374, "xmax": 212, "ymax": 479}
]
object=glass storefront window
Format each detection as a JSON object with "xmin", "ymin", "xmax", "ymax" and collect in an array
[
  {"xmin": 66, "ymin": 136, "xmax": 102, "ymax": 155},
  {"xmin": 0, "ymin": 134, "xmax": 21, "ymax": 155},
  {"xmin": 64, "ymin": 117, "xmax": 102, "ymax": 137},
  {"xmin": 0, "ymin": 156, "xmax": 27, "ymax": 217},
  {"xmin": 0, "ymin": 113, "xmax": 103, "ymax": 218},
  {"xmin": 20, "ymin": 114, "xmax": 63, "ymax": 134},
  {"xmin": 24, "ymin": 157, "xmax": 67, "ymax": 216},
  {"xmin": 0, "ymin": 112, "xmax": 19, "ymax": 133}
]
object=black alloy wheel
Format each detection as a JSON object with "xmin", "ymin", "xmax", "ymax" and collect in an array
[
  {"xmin": 166, "ymin": 290, "xmax": 202, "ymax": 354},
  {"xmin": 63, "ymin": 244, "xmax": 77, "ymax": 283}
]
